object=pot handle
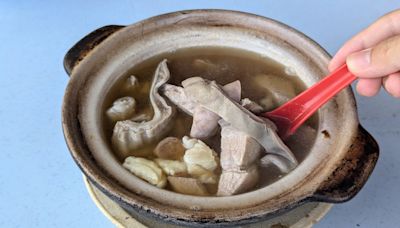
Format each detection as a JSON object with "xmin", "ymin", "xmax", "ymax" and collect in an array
[
  {"xmin": 63, "ymin": 25, "xmax": 124, "ymax": 76},
  {"xmin": 310, "ymin": 125, "xmax": 379, "ymax": 203}
]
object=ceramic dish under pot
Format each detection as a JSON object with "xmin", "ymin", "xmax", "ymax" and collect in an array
[{"xmin": 62, "ymin": 10, "xmax": 379, "ymax": 227}]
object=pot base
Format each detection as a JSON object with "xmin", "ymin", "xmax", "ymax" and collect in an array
[{"xmin": 84, "ymin": 177, "xmax": 332, "ymax": 228}]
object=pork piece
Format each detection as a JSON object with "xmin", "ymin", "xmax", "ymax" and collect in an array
[
  {"xmin": 161, "ymin": 84, "xmax": 197, "ymax": 115},
  {"xmin": 222, "ymin": 80, "xmax": 241, "ymax": 102},
  {"xmin": 182, "ymin": 77, "xmax": 298, "ymax": 172},
  {"xmin": 161, "ymin": 80, "xmax": 241, "ymax": 115},
  {"xmin": 112, "ymin": 60, "xmax": 175, "ymax": 156},
  {"xmin": 219, "ymin": 120, "xmax": 262, "ymax": 170},
  {"xmin": 162, "ymin": 80, "xmax": 241, "ymax": 139},
  {"xmin": 168, "ymin": 176, "xmax": 209, "ymax": 196},
  {"xmin": 190, "ymin": 106, "xmax": 219, "ymax": 139},
  {"xmin": 190, "ymin": 80, "xmax": 241, "ymax": 139},
  {"xmin": 254, "ymin": 74, "xmax": 296, "ymax": 105},
  {"xmin": 217, "ymin": 165, "xmax": 259, "ymax": 196}
]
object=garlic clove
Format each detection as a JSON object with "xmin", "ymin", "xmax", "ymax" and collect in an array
[
  {"xmin": 123, "ymin": 156, "xmax": 166, "ymax": 188},
  {"xmin": 183, "ymin": 138, "xmax": 219, "ymax": 172},
  {"xmin": 154, "ymin": 159, "xmax": 187, "ymax": 176}
]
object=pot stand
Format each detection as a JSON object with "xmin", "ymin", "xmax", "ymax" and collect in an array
[{"xmin": 84, "ymin": 176, "xmax": 332, "ymax": 228}]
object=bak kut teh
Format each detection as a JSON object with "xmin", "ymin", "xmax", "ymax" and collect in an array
[{"xmin": 103, "ymin": 47, "xmax": 318, "ymax": 197}]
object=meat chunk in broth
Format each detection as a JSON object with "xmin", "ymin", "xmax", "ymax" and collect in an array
[
  {"xmin": 217, "ymin": 165, "xmax": 259, "ymax": 196},
  {"xmin": 219, "ymin": 120, "xmax": 262, "ymax": 170},
  {"xmin": 161, "ymin": 84, "xmax": 196, "ymax": 115},
  {"xmin": 191, "ymin": 106, "xmax": 220, "ymax": 139}
]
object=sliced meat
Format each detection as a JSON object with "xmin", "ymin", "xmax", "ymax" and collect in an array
[
  {"xmin": 182, "ymin": 77, "xmax": 298, "ymax": 171},
  {"xmin": 189, "ymin": 80, "xmax": 241, "ymax": 139},
  {"xmin": 190, "ymin": 106, "xmax": 219, "ymax": 139},
  {"xmin": 219, "ymin": 120, "xmax": 262, "ymax": 170},
  {"xmin": 222, "ymin": 80, "xmax": 241, "ymax": 102},
  {"xmin": 217, "ymin": 165, "xmax": 259, "ymax": 196},
  {"xmin": 161, "ymin": 81, "xmax": 240, "ymax": 115},
  {"xmin": 161, "ymin": 84, "xmax": 196, "ymax": 115}
]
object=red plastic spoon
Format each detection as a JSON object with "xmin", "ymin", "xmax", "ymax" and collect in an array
[{"xmin": 260, "ymin": 64, "xmax": 356, "ymax": 139}]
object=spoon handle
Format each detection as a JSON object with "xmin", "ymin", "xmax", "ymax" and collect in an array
[{"xmin": 265, "ymin": 64, "xmax": 356, "ymax": 137}]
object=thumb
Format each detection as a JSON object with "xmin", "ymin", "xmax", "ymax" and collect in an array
[{"xmin": 346, "ymin": 34, "xmax": 400, "ymax": 78}]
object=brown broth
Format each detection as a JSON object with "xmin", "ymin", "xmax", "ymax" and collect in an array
[{"xmin": 102, "ymin": 47, "xmax": 318, "ymax": 192}]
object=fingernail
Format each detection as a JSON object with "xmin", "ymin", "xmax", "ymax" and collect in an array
[{"xmin": 347, "ymin": 48, "xmax": 371, "ymax": 70}]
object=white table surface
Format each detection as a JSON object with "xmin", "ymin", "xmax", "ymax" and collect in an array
[{"xmin": 1, "ymin": 1, "xmax": 399, "ymax": 227}]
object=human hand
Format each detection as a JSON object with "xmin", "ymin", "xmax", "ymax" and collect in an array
[{"xmin": 329, "ymin": 9, "xmax": 400, "ymax": 97}]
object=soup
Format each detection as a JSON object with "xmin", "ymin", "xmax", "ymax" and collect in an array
[{"xmin": 102, "ymin": 47, "xmax": 317, "ymax": 196}]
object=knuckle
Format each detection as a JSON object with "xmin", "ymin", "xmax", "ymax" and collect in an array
[
  {"xmin": 373, "ymin": 36, "xmax": 400, "ymax": 70},
  {"xmin": 374, "ymin": 41, "xmax": 391, "ymax": 60}
]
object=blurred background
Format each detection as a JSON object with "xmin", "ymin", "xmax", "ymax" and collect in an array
[{"xmin": 0, "ymin": 1, "xmax": 399, "ymax": 227}]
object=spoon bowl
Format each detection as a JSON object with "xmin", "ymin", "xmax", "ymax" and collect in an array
[{"xmin": 261, "ymin": 64, "xmax": 356, "ymax": 138}]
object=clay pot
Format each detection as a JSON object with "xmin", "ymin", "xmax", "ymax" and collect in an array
[{"xmin": 62, "ymin": 10, "xmax": 379, "ymax": 227}]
